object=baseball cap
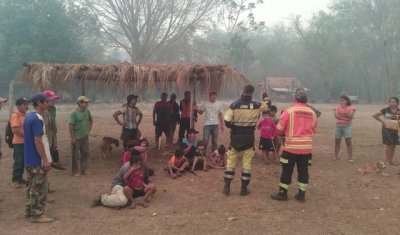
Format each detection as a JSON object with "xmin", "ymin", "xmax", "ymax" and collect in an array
[
  {"xmin": 43, "ymin": 90, "xmax": 59, "ymax": 100},
  {"xmin": 294, "ymin": 88, "xmax": 307, "ymax": 99},
  {"xmin": 0, "ymin": 96, "xmax": 8, "ymax": 103},
  {"xmin": 30, "ymin": 93, "xmax": 50, "ymax": 103},
  {"xmin": 77, "ymin": 96, "xmax": 91, "ymax": 103},
  {"xmin": 16, "ymin": 97, "xmax": 28, "ymax": 106},
  {"xmin": 187, "ymin": 128, "xmax": 199, "ymax": 134}
]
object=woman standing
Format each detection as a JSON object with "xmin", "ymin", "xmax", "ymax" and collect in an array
[
  {"xmin": 334, "ymin": 95, "xmax": 356, "ymax": 162},
  {"xmin": 373, "ymin": 97, "xmax": 400, "ymax": 165}
]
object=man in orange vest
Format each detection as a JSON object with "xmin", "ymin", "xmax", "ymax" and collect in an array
[{"xmin": 271, "ymin": 88, "xmax": 318, "ymax": 202}]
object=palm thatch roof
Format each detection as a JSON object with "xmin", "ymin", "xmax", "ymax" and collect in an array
[{"xmin": 20, "ymin": 63, "xmax": 249, "ymax": 94}]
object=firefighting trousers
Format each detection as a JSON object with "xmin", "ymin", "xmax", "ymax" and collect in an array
[
  {"xmin": 224, "ymin": 147, "xmax": 254, "ymax": 181},
  {"xmin": 278, "ymin": 151, "xmax": 310, "ymax": 191}
]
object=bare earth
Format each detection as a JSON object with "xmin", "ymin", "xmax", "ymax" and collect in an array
[{"xmin": 1, "ymin": 102, "xmax": 400, "ymax": 235}]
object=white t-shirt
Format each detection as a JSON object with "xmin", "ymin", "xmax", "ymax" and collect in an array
[
  {"xmin": 200, "ymin": 101, "xmax": 223, "ymax": 126},
  {"xmin": 35, "ymin": 113, "xmax": 52, "ymax": 163}
]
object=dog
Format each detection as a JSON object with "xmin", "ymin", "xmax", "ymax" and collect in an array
[
  {"xmin": 100, "ymin": 137, "xmax": 120, "ymax": 159},
  {"xmin": 357, "ymin": 161, "xmax": 387, "ymax": 176}
]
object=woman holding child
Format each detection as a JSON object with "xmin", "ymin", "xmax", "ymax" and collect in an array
[{"xmin": 373, "ymin": 97, "xmax": 400, "ymax": 165}]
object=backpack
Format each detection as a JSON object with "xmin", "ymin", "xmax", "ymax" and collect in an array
[{"xmin": 5, "ymin": 120, "xmax": 14, "ymax": 148}]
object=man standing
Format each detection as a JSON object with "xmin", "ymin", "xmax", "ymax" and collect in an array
[
  {"xmin": 271, "ymin": 88, "xmax": 318, "ymax": 202},
  {"xmin": 24, "ymin": 93, "xmax": 54, "ymax": 223},
  {"xmin": 223, "ymin": 85, "xmax": 270, "ymax": 196},
  {"xmin": 197, "ymin": 91, "xmax": 224, "ymax": 155},
  {"xmin": 153, "ymin": 92, "xmax": 173, "ymax": 149},
  {"xmin": 43, "ymin": 90, "xmax": 64, "ymax": 170},
  {"xmin": 69, "ymin": 96, "xmax": 93, "ymax": 176},
  {"xmin": 169, "ymin": 93, "xmax": 180, "ymax": 145},
  {"xmin": 113, "ymin": 95, "xmax": 142, "ymax": 149},
  {"xmin": 178, "ymin": 91, "xmax": 194, "ymax": 144},
  {"xmin": 10, "ymin": 98, "xmax": 29, "ymax": 188}
]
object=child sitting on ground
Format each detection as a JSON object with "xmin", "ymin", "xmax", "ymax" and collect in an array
[
  {"xmin": 123, "ymin": 152, "xmax": 156, "ymax": 209},
  {"xmin": 191, "ymin": 141, "xmax": 208, "ymax": 171},
  {"xmin": 168, "ymin": 149, "xmax": 189, "ymax": 179},
  {"xmin": 257, "ymin": 110, "xmax": 278, "ymax": 164},
  {"xmin": 208, "ymin": 145, "xmax": 227, "ymax": 169},
  {"xmin": 122, "ymin": 138, "xmax": 154, "ymax": 183}
]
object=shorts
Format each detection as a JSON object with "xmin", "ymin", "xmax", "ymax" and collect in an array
[
  {"xmin": 155, "ymin": 124, "xmax": 170, "ymax": 138},
  {"xmin": 122, "ymin": 128, "xmax": 138, "ymax": 146},
  {"xmin": 259, "ymin": 137, "xmax": 276, "ymax": 151},
  {"xmin": 382, "ymin": 127, "xmax": 399, "ymax": 145},
  {"xmin": 132, "ymin": 189, "xmax": 145, "ymax": 198},
  {"xmin": 335, "ymin": 124, "xmax": 352, "ymax": 139}
]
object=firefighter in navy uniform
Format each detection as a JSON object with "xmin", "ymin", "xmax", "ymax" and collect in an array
[{"xmin": 223, "ymin": 85, "xmax": 271, "ymax": 196}]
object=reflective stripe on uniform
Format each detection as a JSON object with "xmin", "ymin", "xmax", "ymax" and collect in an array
[
  {"xmin": 280, "ymin": 157, "xmax": 288, "ymax": 164},
  {"xmin": 298, "ymin": 182, "xmax": 308, "ymax": 191},
  {"xmin": 279, "ymin": 182, "xmax": 289, "ymax": 189}
]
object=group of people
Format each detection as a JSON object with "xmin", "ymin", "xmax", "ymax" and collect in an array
[
  {"xmin": 2, "ymin": 84, "xmax": 400, "ymax": 223},
  {"xmin": 0, "ymin": 91, "xmax": 93, "ymax": 223}
]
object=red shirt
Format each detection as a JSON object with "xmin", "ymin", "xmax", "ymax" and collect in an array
[
  {"xmin": 180, "ymin": 99, "xmax": 191, "ymax": 118},
  {"xmin": 122, "ymin": 151, "xmax": 132, "ymax": 165},
  {"xmin": 257, "ymin": 119, "xmax": 276, "ymax": 139},
  {"xmin": 335, "ymin": 105, "xmax": 355, "ymax": 124},
  {"xmin": 126, "ymin": 170, "xmax": 144, "ymax": 190}
]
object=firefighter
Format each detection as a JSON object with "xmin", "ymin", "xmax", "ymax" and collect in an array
[
  {"xmin": 271, "ymin": 88, "xmax": 318, "ymax": 202},
  {"xmin": 223, "ymin": 85, "xmax": 271, "ymax": 196}
]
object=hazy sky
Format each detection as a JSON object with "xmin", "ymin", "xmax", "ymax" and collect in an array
[{"xmin": 253, "ymin": 0, "xmax": 332, "ymax": 26}]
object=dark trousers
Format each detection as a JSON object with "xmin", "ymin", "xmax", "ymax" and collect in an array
[
  {"xmin": 50, "ymin": 147, "xmax": 59, "ymax": 163},
  {"xmin": 178, "ymin": 118, "xmax": 190, "ymax": 143},
  {"xmin": 12, "ymin": 144, "xmax": 24, "ymax": 182},
  {"xmin": 279, "ymin": 151, "xmax": 310, "ymax": 191}
]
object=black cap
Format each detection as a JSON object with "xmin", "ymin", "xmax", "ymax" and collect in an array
[
  {"xmin": 187, "ymin": 128, "xmax": 199, "ymax": 134},
  {"xmin": 16, "ymin": 97, "xmax": 28, "ymax": 106},
  {"xmin": 30, "ymin": 93, "xmax": 49, "ymax": 103}
]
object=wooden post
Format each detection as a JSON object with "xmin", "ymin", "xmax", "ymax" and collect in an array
[
  {"xmin": 80, "ymin": 79, "xmax": 86, "ymax": 96},
  {"xmin": 8, "ymin": 80, "xmax": 14, "ymax": 116}
]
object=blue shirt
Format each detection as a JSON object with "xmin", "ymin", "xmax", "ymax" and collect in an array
[
  {"xmin": 24, "ymin": 112, "xmax": 44, "ymax": 167},
  {"xmin": 180, "ymin": 138, "xmax": 198, "ymax": 160}
]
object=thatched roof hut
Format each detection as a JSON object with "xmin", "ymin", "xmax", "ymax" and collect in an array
[{"xmin": 20, "ymin": 63, "xmax": 249, "ymax": 95}]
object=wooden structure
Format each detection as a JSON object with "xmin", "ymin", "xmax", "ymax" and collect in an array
[{"xmin": 265, "ymin": 77, "xmax": 308, "ymax": 102}]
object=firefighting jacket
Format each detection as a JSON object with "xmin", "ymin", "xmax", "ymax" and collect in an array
[{"xmin": 276, "ymin": 102, "xmax": 318, "ymax": 154}]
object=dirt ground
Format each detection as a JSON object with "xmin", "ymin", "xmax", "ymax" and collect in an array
[{"xmin": 1, "ymin": 102, "xmax": 400, "ymax": 235}]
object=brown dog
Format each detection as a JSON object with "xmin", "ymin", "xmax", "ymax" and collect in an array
[
  {"xmin": 100, "ymin": 137, "xmax": 120, "ymax": 159},
  {"xmin": 357, "ymin": 161, "xmax": 386, "ymax": 175}
]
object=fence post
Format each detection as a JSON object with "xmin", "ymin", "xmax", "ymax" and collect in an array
[{"xmin": 8, "ymin": 80, "xmax": 14, "ymax": 116}]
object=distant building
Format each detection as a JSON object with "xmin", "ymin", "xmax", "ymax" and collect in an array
[{"xmin": 265, "ymin": 77, "xmax": 308, "ymax": 102}]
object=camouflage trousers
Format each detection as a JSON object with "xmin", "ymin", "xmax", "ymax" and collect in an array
[{"xmin": 25, "ymin": 167, "xmax": 48, "ymax": 218}]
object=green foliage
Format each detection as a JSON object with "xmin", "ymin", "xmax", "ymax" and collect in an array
[{"xmin": 0, "ymin": 0, "xmax": 103, "ymax": 85}]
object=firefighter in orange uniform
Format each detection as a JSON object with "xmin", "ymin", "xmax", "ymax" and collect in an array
[{"xmin": 271, "ymin": 88, "xmax": 318, "ymax": 202}]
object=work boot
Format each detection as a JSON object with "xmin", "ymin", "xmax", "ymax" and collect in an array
[
  {"xmin": 31, "ymin": 215, "xmax": 55, "ymax": 223},
  {"xmin": 240, "ymin": 179, "xmax": 250, "ymax": 196},
  {"xmin": 271, "ymin": 186, "xmax": 288, "ymax": 201},
  {"xmin": 223, "ymin": 178, "xmax": 231, "ymax": 196},
  {"xmin": 295, "ymin": 189, "xmax": 306, "ymax": 203},
  {"xmin": 90, "ymin": 196, "xmax": 102, "ymax": 208}
]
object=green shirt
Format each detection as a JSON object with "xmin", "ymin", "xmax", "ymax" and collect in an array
[{"xmin": 69, "ymin": 108, "xmax": 93, "ymax": 140}]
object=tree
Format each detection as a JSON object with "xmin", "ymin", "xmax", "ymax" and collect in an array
[
  {"xmin": 84, "ymin": 0, "xmax": 217, "ymax": 63},
  {"xmin": 0, "ymin": 0, "xmax": 104, "ymax": 85}
]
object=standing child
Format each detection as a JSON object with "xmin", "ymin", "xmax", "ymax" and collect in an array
[
  {"xmin": 123, "ymin": 154, "xmax": 156, "ymax": 209},
  {"xmin": 257, "ymin": 110, "xmax": 277, "ymax": 164},
  {"xmin": 168, "ymin": 149, "xmax": 189, "ymax": 178},
  {"xmin": 191, "ymin": 141, "xmax": 208, "ymax": 171},
  {"xmin": 69, "ymin": 96, "xmax": 93, "ymax": 176},
  {"xmin": 208, "ymin": 145, "xmax": 227, "ymax": 169},
  {"xmin": 270, "ymin": 106, "xmax": 282, "ymax": 156}
]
